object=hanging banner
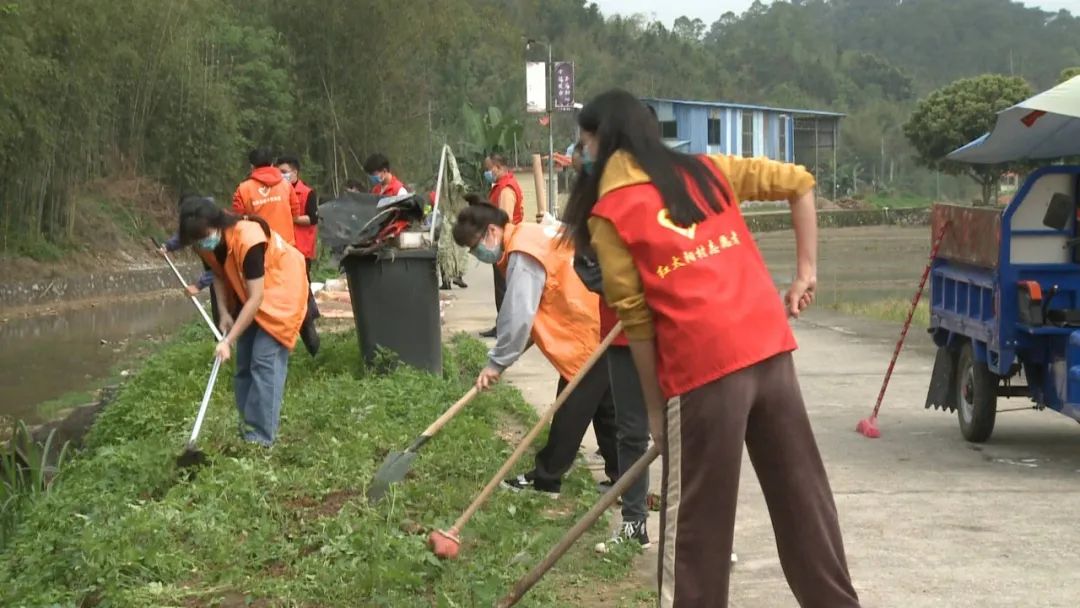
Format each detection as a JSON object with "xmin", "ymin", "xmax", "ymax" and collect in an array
[
  {"xmin": 553, "ymin": 62, "xmax": 575, "ymax": 111},
  {"xmin": 525, "ymin": 62, "xmax": 547, "ymax": 113}
]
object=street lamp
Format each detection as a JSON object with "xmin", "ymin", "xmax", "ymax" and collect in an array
[{"xmin": 526, "ymin": 38, "xmax": 556, "ymax": 219}]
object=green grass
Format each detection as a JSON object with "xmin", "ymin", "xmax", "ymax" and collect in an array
[
  {"xmin": 0, "ymin": 326, "xmax": 642, "ymax": 606},
  {"xmin": 830, "ymin": 298, "xmax": 930, "ymax": 326}
]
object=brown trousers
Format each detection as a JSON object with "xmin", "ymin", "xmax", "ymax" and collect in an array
[{"xmin": 658, "ymin": 352, "xmax": 860, "ymax": 608}]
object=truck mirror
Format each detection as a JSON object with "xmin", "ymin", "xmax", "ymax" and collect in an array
[{"xmin": 1042, "ymin": 193, "xmax": 1073, "ymax": 230}]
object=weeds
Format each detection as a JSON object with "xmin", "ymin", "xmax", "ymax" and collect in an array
[
  {"xmin": 830, "ymin": 298, "xmax": 930, "ymax": 326},
  {"xmin": 0, "ymin": 421, "xmax": 70, "ymax": 549},
  {"xmin": 0, "ymin": 327, "xmax": 639, "ymax": 606}
]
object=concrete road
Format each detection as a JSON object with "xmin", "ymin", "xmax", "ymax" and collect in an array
[{"xmin": 440, "ymin": 259, "xmax": 1079, "ymax": 608}]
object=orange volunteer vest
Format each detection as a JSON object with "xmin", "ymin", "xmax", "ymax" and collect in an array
[
  {"xmin": 199, "ymin": 221, "xmax": 309, "ymax": 350},
  {"xmin": 496, "ymin": 223, "xmax": 600, "ymax": 380},
  {"xmin": 591, "ymin": 154, "xmax": 795, "ymax": 398},
  {"xmin": 233, "ymin": 169, "xmax": 298, "ymax": 245}
]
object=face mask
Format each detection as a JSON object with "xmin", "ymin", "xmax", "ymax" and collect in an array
[
  {"xmin": 482, "ymin": 170, "xmax": 495, "ymax": 184},
  {"xmin": 471, "ymin": 230, "xmax": 502, "ymax": 264},
  {"xmin": 281, "ymin": 171, "xmax": 294, "ymax": 183},
  {"xmin": 369, "ymin": 174, "xmax": 382, "ymax": 185},
  {"xmin": 472, "ymin": 242, "xmax": 502, "ymax": 264},
  {"xmin": 198, "ymin": 230, "xmax": 221, "ymax": 251}
]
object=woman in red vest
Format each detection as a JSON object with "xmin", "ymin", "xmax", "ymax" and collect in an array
[
  {"xmin": 484, "ymin": 153, "xmax": 525, "ymax": 224},
  {"xmin": 562, "ymin": 89, "xmax": 861, "ymax": 608},
  {"xmin": 476, "ymin": 154, "xmax": 525, "ymax": 338}
]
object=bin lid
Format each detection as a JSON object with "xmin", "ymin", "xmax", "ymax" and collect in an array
[
  {"xmin": 319, "ymin": 193, "xmax": 383, "ymax": 260},
  {"xmin": 342, "ymin": 245, "xmax": 437, "ymax": 262}
]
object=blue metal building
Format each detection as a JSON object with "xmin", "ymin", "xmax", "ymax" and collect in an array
[{"xmin": 641, "ymin": 97, "xmax": 844, "ymax": 165}]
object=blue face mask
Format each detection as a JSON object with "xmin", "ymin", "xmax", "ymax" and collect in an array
[
  {"xmin": 471, "ymin": 232, "xmax": 503, "ymax": 264},
  {"xmin": 369, "ymin": 174, "xmax": 382, "ymax": 185},
  {"xmin": 482, "ymin": 170, "xmax": 495, "ymax": 184},
  {"xmin": 198, "ymin": 231, "xmax": 221, "ymax": 251}
]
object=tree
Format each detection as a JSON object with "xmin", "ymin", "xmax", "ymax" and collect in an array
[
  {"xmin": 903, "ymin": 74, "xmax": 1032, "ymax": 205},
  {"xmin": 673, "ymin": 16, "xmax": 706, "ymax": 41}
]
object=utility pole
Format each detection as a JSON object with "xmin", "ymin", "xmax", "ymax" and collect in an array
[{"xmin": 546, "ymin": 43, "xmax": 556, "ymax": 219}]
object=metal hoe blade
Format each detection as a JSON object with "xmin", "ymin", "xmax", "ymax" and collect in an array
[{"xmin": 366, "ymin": 450, "xmax": 418, "ymax": 503}]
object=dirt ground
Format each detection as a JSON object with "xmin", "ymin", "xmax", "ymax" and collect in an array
[{"xmin": 440, "ymin": 225, "xmax": 1079, "ymax": 608}]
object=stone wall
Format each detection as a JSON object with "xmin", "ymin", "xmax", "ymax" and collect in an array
[{"xmin": 0, "ymin": 262, "xmax": 203, "ymax": 311}]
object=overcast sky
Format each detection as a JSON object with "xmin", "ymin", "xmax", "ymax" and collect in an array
[{"xmin": 590, "ymin": 0, "xmax": 1076, "ymax": 27}]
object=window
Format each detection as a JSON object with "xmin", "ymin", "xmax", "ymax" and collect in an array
[
  {"xmin": 660, "ymin": 120, "xmax": 678, "ymax": 139},
  {"xmin": 778, "ymin": 115, "xmax": 789, "ymax": 161},
  {"xmin": 741, "ymin": 112, "xmax": 754, "ymax": 157},
  {"xmin": 707, "ymin": 118, "xmax": 723, "ymax": 146}
]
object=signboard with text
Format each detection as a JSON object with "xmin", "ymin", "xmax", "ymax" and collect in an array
[{"xmin": 553, "ymin": 61, "xmax": 574, "ymax": 111}]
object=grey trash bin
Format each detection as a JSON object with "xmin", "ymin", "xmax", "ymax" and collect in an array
[{"xmin": 341, "ymin": 247, "xmax": 441, "ymax": 374}]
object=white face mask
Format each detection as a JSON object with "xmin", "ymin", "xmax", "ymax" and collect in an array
[{"xmin": 281, "ymin": 171, "xmax": 294, "ymax": 183}]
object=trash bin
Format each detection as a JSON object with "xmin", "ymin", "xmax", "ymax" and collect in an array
[{"xmin": 341, "ymin": 247, "xmax": 441, "ymax": 374}]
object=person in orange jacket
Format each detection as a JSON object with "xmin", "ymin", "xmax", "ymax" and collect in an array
[
  {"xmin": 232, "ymin": 148, "xmax": 303, "ymax": 245},
  {"xmin": 451, "ymin": 204, "xmax": 619, "ymax": 497},
  {"xmin": 561, "ymin": 89, "xmax": 859, "ymax": 607},
  {"xmin": 178, "ymin": 197, "xmax": 308, "ymax": 446}
]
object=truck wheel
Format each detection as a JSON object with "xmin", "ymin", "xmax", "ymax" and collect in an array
[{"xmin": 955, "ymin": 343, "xmax": 998, "ymax": 443}]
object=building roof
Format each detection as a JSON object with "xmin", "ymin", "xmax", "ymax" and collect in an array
[{"xmin": 642, "ymin": 97, "xmax": 845, "ymax": 118}]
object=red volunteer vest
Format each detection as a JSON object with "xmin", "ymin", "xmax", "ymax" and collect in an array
[
  {"xmin": 292, "ymin": 179, "xmax": 317, "ymax": 260},
  {"xmin": 591, "ymin": 159, "xmax": 795, "ymax": 398},
  {"xmin": 599, "ymin": 302, "xmax": 628, "ymax": 347},
  {"xmin": 372, "ymin": 175, "xmax": 406, "ymax": 197},
  {"xmin": 490, "ymin": 172, "xmax": 525, "ymax": 225}
]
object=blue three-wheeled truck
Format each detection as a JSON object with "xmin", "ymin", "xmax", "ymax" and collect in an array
[{"xmin": 925, "ymin": 166, "xmax": 1080, "ymax": 441}]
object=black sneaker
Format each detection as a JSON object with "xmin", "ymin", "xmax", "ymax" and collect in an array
[
  {"xmin": 601, "ymin": 520, "xmax": 651, "ymax": 550},
  {"xmin": 453, "ymin": 277, "xmax": 468, "ymax": 288},
  {"xmin": 479, "ymin": 326, "xmax": 497, "ymax": 338},
  {"xmin": 500, "ymin": 473, "xmax": 559, "ymax": 498}
]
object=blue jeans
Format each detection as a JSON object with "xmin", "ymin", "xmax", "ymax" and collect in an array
[{"xmin": 234, "ymin": 324, "xmax": 290, "ymax": 445}]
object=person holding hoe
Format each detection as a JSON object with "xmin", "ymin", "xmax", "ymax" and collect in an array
[
  {"xmin": 178, "ymin": 197, "xmax": 309, "ymax": 447},
  {"xmin": 451, "ymin": 203, "xmax": 619, "ymax": 498},
  {"xmin": 561, "ymin": 89, "xmax": 861, "ymax": 607}
]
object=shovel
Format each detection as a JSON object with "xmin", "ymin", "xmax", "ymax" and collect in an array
[
  {"xmin": 367, "ymin": 387, "xmax": 480, "ymax": 503},
  {"xmin": 176, "ymin": 354, "xmax": 224, "ymax": 468}
]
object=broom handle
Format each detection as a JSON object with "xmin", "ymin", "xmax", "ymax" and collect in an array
[
  {"xmin": 870, "ymin": 221, "xmax": 949, "ymax": 418},
  {"xmin": 449, "ymin": 322, "xmax": 623, "ymax": 533},
  {"xmin": 406, "ymin": 387, "xmax": 480, "ymax": 452},
  {"xmin": 498, "ymin": 444, "xmax": 661, "ymax": 607},
  {"xmin": 152, "ymin": 238, "xmax": 223, "ymax": 341},
  {"xmin": 187, "ymin": 355, "xmax": 223, "ymax": 446}
]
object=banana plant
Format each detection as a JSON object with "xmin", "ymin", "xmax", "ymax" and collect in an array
[{"xmin": 458, "ymin": 104, "xmax": 524, "ymax": 191}]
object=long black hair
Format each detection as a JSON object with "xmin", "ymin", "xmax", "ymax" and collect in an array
[
  {"xmin": 178, "ymin": 196, "xmax": 270, "ymax": 246},
  {"xmin": 451, "ymin": 203, "xmax": 509, "ymax": 248},
  {"xmin": 561, "ymin": 88, "xmax": 734, "ymax": 252}
]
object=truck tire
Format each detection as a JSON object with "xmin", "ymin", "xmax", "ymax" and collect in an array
[{"xmin": 955, "ymin": 343, "xmax": 998, "ymax": 443}]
